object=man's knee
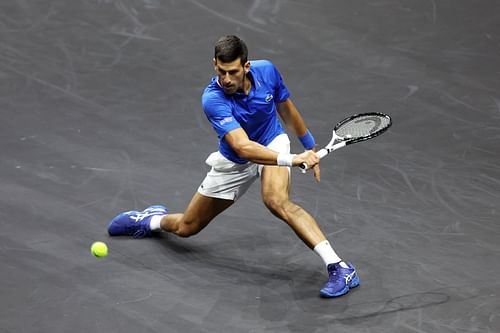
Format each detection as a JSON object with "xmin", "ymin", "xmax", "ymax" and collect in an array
[
  {"xmin": 176, "ymin": 224, "xmax": 199, "ymax": 238},
  {"xmin": 175, "ymin": 218, "xmax": 208, "ymax": 238},
  {"xmin": 262, "ymin": 192, "xmax": 288, "ymax": 213}
]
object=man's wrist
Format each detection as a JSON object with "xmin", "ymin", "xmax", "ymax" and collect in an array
[
  {"xmin": 277, "ymin": 153, "xmax": 296, "ymax": 166},
  {"xmin": 298, "ymin": 130, "xmax": 315, "ymax": 150}
]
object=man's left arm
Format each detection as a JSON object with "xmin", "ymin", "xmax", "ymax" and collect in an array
[
  {"xmin": 277, "ymin": 98, "xmax": 321, "ymax": 181},
  {"xmin": 277, "ymin": 98, "xmax": 308, "ymax": 137}
]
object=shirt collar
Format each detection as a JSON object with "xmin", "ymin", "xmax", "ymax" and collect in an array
[{"xmin": 212, "ymin": 66, "xmax": 256, "ymax": 97}]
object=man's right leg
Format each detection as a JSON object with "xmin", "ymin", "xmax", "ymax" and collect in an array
[
  {"xmin": 108, "ymin": 192, "xmax": 233, "ymax": 239},
  {"xmin": 160, "ymin": 192, "xmax": 234, "ymax": 237},
  {"xmin": 158, "ymin": 151, "xmax": 257, "ymax": 237},
  {"xmin": 109, "ymin": 151, "xmax": 254, "ymax": 239}
]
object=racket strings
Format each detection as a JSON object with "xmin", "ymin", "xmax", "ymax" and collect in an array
[{"xmin": 335, "ymin": 115, "xmax": 391, "ymax": 139}]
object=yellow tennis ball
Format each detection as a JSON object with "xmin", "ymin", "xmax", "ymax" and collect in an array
[{"xmin": 91, "ymin": 241, "xmax": 108, "ymax": 258}]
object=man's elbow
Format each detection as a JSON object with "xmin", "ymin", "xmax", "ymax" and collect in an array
[
  {"xmin": 233, "ymin": 145, "xmax": 249, "ymax": 159},
  {"xmin": 232, "ymin": 141, "xmax": 252, "ymax": 160}
]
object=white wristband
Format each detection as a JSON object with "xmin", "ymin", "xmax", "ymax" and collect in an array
[{"xmin": 277, "ymin": 153, "xmax": 295, "ymax": 166}]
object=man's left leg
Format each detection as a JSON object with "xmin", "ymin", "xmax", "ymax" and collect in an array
[{"xmin": 260, "ymin": 165, "xmax": 359, "ymax": 297}]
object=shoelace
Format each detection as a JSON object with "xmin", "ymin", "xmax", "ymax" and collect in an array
[
  {"xmin": 128, "ymin": 207, "xmax": 166, "ymax": 238},
  {"xmin": 328, "ymin": 265, "xmax": 355, "ymax": 284},
  {"xmin": 328, "ymin": 269, "xmax": 342, "ymax": 283},
  {"xmin": 129, "ymin": 213, "xmax": 152, "ymax": 239}
]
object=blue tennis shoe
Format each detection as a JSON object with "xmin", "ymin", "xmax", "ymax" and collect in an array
[
  {"xmin": 320, "ymin": 262, "xmax": 360, "ymax": 298},
  {"xmin": 107, "ymin": 205, "xmax": 168, "ymax": 239}
]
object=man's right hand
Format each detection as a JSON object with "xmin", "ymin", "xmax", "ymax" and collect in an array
[{"xmin": 293, "ymin": 150, "xmax": 320, "ymax": 169}]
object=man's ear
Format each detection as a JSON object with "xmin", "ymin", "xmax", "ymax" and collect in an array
[
  {"xmin": 213, "ymin": 58, "xmax": 217, "ymax": 70},
  {"xmin": 244, "ymin": 61, "xmax": 250, "ymax": 74}
]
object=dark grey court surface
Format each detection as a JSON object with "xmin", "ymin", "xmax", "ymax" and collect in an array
[{"xmin": 1, "ymin": 1, "xmax": 499, "ymax": 332}]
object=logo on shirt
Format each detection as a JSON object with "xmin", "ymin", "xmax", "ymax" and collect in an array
[
  {"xmin": 219, "ymin": 116, "xmax": 233, "ymax": 126},
  {"xmin": 265, "ymin": 94, "xmax": 274, "ymax": 103}
]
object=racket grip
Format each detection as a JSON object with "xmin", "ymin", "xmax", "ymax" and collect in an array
[{"xmin": 299, "ymin": 148, "xmax": 328, "ymax": 173}]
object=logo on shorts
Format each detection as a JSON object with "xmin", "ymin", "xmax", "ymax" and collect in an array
[{"xmin": 265, "ymin": 94, "xmax": 273, "ymax": 103}]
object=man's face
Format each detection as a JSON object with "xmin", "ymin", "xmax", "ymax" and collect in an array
[{"xmin": 213, "ymin": 58, "xmax": 250, "ymax": 95}]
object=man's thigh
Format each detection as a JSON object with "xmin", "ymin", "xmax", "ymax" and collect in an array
[
  {"xmin": 181, "ymin": 192, "xmax": 235, "ymax": 230},
  {"xmin": 261, "ymin": 165, "xmax": 290, "ymax": 197}
]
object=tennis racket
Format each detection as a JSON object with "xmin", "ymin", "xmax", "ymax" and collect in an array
[{"xmin": 300, "ymin": 112, "xmax": 392, "ymax": 171}]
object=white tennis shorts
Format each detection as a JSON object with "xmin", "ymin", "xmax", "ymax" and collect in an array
[{"xmin": 197, "ymin": 134, "xmax": 291, "ymax": 201}]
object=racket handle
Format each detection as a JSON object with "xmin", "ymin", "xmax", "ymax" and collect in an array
[
  {"xmin": 299, "ymin": 148, "xmax": 329, "ymax": 173},
  {"xmin": 317, "ymin": 148, "xmax": 328, "ymax": 158}
]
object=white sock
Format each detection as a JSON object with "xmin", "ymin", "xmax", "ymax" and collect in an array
[
  {"xmin": 313, "ymin": 240, "xmax": 348, "ymax": 268},
  {"xmin": 149, "ymin": 215, "xmax": 165, "ymax": 231}
]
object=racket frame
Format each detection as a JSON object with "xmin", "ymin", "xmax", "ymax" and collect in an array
[
  {"xmin": 334, "ymin": 112, "xmax": 392, "ymax": 145},
  {"xmin": 300, "ymin": 112, "xmax": 392, "ymax": 172}
]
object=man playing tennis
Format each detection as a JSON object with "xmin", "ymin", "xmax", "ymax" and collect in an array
[{"xmin": 108, "ymin": 35, "xmax": 359, "ymax": 298}]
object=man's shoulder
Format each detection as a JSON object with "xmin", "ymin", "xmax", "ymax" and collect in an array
[
  {"xmin": 250, "ymin": 59, "xmax": 275, "ymax": 71},
  {"xmin": 202, "ymin": 79, "xmax": 225, "ymax": 100},
  {"xmin": 250, "ymin": 60, "xmax": 281, "ymax": 81},
  {"xmin": 202, "ymin": 79, "xmax": 231, "ymax": 113}
]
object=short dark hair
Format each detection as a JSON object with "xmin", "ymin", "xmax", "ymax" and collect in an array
[{"xmin": 214, "ymin": 35, "xmax": 248, "ymax": 65}]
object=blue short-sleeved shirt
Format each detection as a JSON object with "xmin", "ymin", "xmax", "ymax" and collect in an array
[{"xmin": 202, "ymin": 60, "xmax": 290, "ymax": 164}]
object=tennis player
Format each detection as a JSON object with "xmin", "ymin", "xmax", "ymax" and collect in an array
[{"xmin": 108, "ymin": 35, "xmax": 359, "ymax": 298}]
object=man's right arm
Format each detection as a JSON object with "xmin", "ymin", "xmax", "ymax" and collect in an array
[{"xmin": 224, "ymin": 128, "xmax": 319, "ymax": 167}]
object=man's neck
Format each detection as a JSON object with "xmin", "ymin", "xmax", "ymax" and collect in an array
[{"xmin": 243, "ymin": 73, "xmax": 252, "ymax": 95}]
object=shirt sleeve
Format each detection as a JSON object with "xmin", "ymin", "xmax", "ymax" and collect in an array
[
  {"xmin": 271, "ymin": 63, "xmax": 291, "ymax": 103},
  {"xmin": 202, "ymin": 93, "xmax": 241, "ymax": 139}
]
